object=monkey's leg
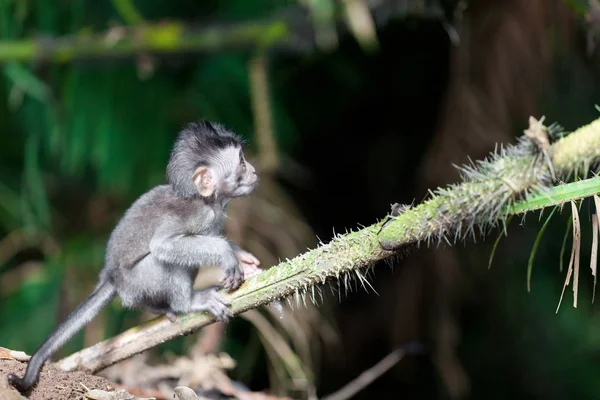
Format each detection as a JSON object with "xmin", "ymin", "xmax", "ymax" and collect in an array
[
  {"xmin": 163, "ymin": 272, "xmax": 232, "ymax": 322},
  {"xmin": 147, "ymin": 294, "xmax": 231, "ymax": 323},
  {"xmin": 191, "ymin": 288, "xmax": 233, "ymax": 322}
]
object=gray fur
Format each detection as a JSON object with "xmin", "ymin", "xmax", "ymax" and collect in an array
[
  {"xmin": 8, "ymin": 120, "xmax": 258, "ymax": 393},
  {"xmin": 167, "ymin": 121, "xmax": 244, "ymax": 198}
]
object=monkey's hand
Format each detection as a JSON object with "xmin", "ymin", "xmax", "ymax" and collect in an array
[
  {"xmin": 220, "ymin": 253, "xmax": 244, "ymax": 291},
  {"xmin": 220, "ymin": 248, "xmax": 261, "ymax": 291},
  {"xmin": 235, "ymin": 249, "xmax": 262, "ymax": 279}
]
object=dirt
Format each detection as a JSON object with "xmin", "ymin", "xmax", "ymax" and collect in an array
[{"xmin": 0, "ymin": 359, "xmax": 114, "ymax": 400}]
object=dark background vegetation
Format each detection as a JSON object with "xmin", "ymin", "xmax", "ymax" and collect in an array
[{"xmin": 2, "ymin": 0, "xmax": 600, "ymax": 399}]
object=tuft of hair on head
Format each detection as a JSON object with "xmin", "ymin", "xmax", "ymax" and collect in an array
[{"xmin": 167, "ymin": 120, "xmax": 243, "ymax": 198}]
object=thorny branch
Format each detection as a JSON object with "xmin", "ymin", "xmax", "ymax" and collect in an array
[
  {"xmin": 378, "ymin": 117, "xmax": 600, "ymax": 249},
  {"xmin": 53, "ymin": 116, "xmax": 600, "ymax": 374}
]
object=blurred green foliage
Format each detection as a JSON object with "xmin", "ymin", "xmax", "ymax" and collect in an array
[{"xmin": 2, "ymin": 0, "xmax": 600, "ymax": 399}]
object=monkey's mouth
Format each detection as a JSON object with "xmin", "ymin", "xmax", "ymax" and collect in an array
[{"xmin": 238, "ymin": 178, "xmax": 258, "ymax": 193}]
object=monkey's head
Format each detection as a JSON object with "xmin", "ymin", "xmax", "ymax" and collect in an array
[{"xmin": 167, "ymin": 121, "xmax": 258, "ymax": 200}]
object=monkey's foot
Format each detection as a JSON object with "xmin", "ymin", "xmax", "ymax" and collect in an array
[
  {"xmin": 241, "ymin": 263, "xmax": 262, "ymax": 279},
  {"xmin": 192, "ymin": 289, "xmax": 233, "ymax": 322},
  {"xmin": 235, "ymin": 249, "xmax": 262, "ymax": 280},
  {"xmin": 235, "ymin": 249, "xmax": 260, "ymax": 265}
]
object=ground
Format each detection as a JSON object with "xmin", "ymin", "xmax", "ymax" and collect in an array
[{"xmin": 0, "ymin": 359, "xmax": 112, "ymax": 400}]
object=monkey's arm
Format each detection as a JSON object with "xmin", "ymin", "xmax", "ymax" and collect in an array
[{"xmin": 149, "ymin": 221, "xmax": 242, "ymax": 289}]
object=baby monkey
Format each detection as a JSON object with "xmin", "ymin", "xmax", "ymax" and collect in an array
[{"xmin": 8, "ymin": 121, "xmax": 261, "ymax": 393}]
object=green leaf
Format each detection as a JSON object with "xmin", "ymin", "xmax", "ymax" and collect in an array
[{"xmin": 527, "ymin": 207, "xmax": 557, "ymax": 292}]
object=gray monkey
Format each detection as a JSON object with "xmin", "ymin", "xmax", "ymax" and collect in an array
[{"xmin": 8, "ymin": 120, "xmax": 261, "ymax": 393}]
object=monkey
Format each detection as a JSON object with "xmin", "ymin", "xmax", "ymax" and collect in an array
[{"xmin": 7, "ymin": 120, "xmax": 261, "ymax": 393}]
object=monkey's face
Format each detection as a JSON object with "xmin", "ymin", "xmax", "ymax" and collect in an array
[
  {"xmin": 192, "ymin": 146, "xmax": 258, "ymax": 199},
  {"xmin": 220, "ymin": 146, "xmax": 258, "ymax": 197}
]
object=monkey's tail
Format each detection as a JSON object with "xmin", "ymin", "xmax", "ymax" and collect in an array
[{"xmin": 7, "ymin": 280, "xmax": 116, "ymax": 393}]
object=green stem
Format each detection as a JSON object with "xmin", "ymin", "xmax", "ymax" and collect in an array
[
  {"xmin": 0, "ymin": 2, "xmax": 451, "ymax": 63},
  {"xmin": 527, "ymin": 206, "xmax": 557, "ymax": 292},
  {"xmin": 0, "ymin": 21, "xmax": 290, "ymax": 63},
  {"xmin": 510, "ymin": 176, "xmax": 600, "ymax": 214}
]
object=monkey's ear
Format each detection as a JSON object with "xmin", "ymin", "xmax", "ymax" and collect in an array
[{"xmin": 192, "ymin": 167, "xmax": 215, "ymax": 197}]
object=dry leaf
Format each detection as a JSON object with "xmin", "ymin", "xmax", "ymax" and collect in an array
[
  {"xmin": 572, "ymin": 201, "xmax": 582, "ymax": 308},
  {"xmin": 0, "ymin": 348, "xmax": 29, "ymax": 362},
  {"xmin": 0, "ymin": 348, "xmax": 12, "ymax": 360},
  {"xmin": 591, "ymin": 214, "xmax": 598, "ymax": 303},
  {"xmin": 557, "ymin": 202, "xmax": 581, "ymax": 312},
  {"xmin": 592, "ymin": 195, "xmax": 600, "ymax": 302}
]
